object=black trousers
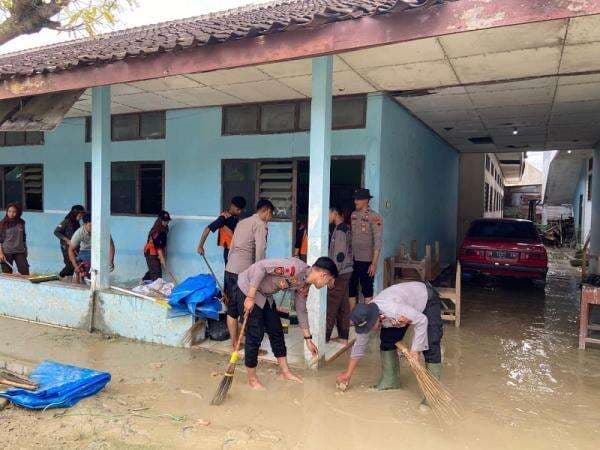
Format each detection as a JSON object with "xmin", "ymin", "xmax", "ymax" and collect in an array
[
  {"xmin": 225, "ymin": 271, "xmax": 243, "ymax": 319},
  {"xmin": 245, "ymin": 299, "xmax": 286, "ymax": 368},
  {"xmin": 379, "ymin": 285, "xmax": 443, "ymax": 364},
  {"xmin": 143, "ymin": 254, "xmax": 162, "ymax": 281},
  {"xmin": 349, "ymin": 260, "xmax": 374, "ymax": 298},
  {"xmin": 0, "ymin": 252, "xmax": 29, "ymax": 275},
  {"xmin": 59, "ymin": 245, "xmax": 75, "ymax": 278}
]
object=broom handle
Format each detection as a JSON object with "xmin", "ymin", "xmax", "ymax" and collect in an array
[
  {"xmin": 234, "ymin": 312, "xmax": 250, "ymax": 354},
  {"xmin": 201, "ymin": 254, "xmax": 229, "ymax": 303},
  {"xmin": 395, "ymin": 342, "xmax": 410, "ymax": 356}
]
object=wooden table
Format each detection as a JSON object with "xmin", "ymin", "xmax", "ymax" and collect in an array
[{"xmin": 579, "ymin": 284, "xmax": 600, "ymax": 349}]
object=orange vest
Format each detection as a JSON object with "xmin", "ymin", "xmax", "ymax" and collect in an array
[
  {"xmin": 300, "ymin": 229, "xmax": 308, "ymax": 256},
  {"xmin": 144, "ymin": 235, "xmax": 158, "ymax": 256},
  {"xmin": 217, "ymin": 212, "xmax": 234, "ymax": 249}
]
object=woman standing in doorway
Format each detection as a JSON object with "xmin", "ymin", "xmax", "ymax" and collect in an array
[
  {"xmin": 0, "ymin": 203, "xmax": 29, "ymax": 275},
  {"xmin": 54, "ymin": 204, "xmax": 86, "ymax": 278},
  {"xmin": 142, "ymin": 210, "xmax": 171, "ymax": 281}
]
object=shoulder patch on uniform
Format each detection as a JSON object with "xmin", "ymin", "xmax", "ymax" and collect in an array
[
  {"xmin": 274, "ymin": 267, "xmax": 284, "ymax": 275},
  {"xmin": 371, "ymin": 214, "xmax": 382, "ymax": 226}
]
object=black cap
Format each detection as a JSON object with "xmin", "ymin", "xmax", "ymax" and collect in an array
[
  {"xmin": 349, "ymin": 303, "xmax": 380, "ymax": 334},
  {"xmin": 81, "ymin": 213, "xmax": 92, "ymax": 224},
  {"xmin": 353, "ymin": 188, "xmax": 373, "ymax": 200},
  {"xmin": 158, "ymin": 210, "xmax": 171, "ymax": 221},
  {"xmin": 231, "ymin": 196, "xmax": 247, "ymax": 209},
  {"xmin": 312, "ymin": 256, "xmax": 339, "ymax": 279},
  {"xmin": 71, "ymin": 204, "xmax": 86, "ymax": 213}
]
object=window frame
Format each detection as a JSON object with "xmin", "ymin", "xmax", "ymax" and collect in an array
[
  {"xmin": 85, "ymin": 111, "xmax": 167, "ymax": 143},
  {"xmin": 221, "ymin": 94, "xmax": 368, "ymax": 136},
  {"xmin": 85, "ymin": 160, "xmax": 165, "ymax": 216},
  {"xmin": 0, "ymin": 164, "xmax": 44, "ymax": 211},
  {"xmin": 221, "ymin": 155, "xmax": 365, "ymax": 225},
  {"xmin": 0, "ymin": 131, "xmax": 44, "ymax": 147}
]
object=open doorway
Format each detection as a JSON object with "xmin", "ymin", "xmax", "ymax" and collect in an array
[{"xmin": 295, "ymin": 157, "xmax": 364, "ymax": 240}]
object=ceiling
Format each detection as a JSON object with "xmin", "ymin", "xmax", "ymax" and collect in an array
[{"xmin": 65, "ymin": 14, "xmax": 600, "ymax": 155}]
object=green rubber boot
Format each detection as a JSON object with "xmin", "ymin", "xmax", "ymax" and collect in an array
[
  {"xmin": 421, "ymin": 363, "xmax": 442, "ymax": 406},
  {"xmin": 373, "ymin": 350, "xmax": 401, "ymax": 390}
]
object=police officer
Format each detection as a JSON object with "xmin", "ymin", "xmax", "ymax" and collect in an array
[
  {"xmin": 197, "ymin": 196, "xmax": 246, "ymax": 264},
  {"xmin": 336, "ymin": 281, "xmax": 443, "ymax": 403},
  {"xmin": 234, "ymin": 256, "xmax": 339, "ymax": 389},
  {"xmin": 224, "ymin": 198, "xmax": 274, "ymax": 349},
  {"xmin": 349, "ymin": 188, "xmax": 383, "ymax": 309}
]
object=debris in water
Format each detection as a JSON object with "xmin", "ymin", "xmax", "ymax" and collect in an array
[
  {"xmin": 180, "ymin": 389, "xmax": 203, "ymax": 400},
  {"xmin": 197, "ymin": 418, "xmax": 211, "ymax": 426},
  {"xmin": 336, "ymin": 380, "xmax": 349, "ymax": 392},
  {"xmin": 149, "ymin": 362, "xmax": 163, "ymax": 369}
]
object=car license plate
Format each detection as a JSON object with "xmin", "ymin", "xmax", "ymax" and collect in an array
[{"xmin": 489, "ymin": 250, "xmax": 518, "ymax": 259}]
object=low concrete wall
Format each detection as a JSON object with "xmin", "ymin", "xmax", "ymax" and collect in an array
[
  {"xmin": 95, "ymin": 291, "xmax": 193, "ymax": 347},
  {"xmin": 0, "ymin": 275, "xmax": 91, "ymax": 329},
  {"xmin": 0, "ymin": 276, "xmax": 192, "ymax": 348}
]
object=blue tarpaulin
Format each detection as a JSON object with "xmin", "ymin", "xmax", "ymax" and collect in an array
[
  {"xmin": 167, "ymin": 273, "xmax": 222, "ymax": 320},
  {"xmin": 0, "ymin": 360, "xmax": 111, "ymax": 410}
]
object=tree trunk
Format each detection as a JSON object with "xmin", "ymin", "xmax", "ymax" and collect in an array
[{"xmin": 0, "ymin": 0, "xmax": 66, "ymax": 47}]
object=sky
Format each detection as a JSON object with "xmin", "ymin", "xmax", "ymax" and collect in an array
[
  {"xmin": 0, "ymin": 0, "xmax": 272, "ymax": 54},
  {"xmin": 527, "ymin": 151, "xmax": 545, "ymax": 171}
]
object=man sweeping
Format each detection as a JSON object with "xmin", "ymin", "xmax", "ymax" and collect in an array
[
  {"xmin": 336, "ymin": 281, "xmax": 443, "ymax": 403},
  {"xmin": 233, "ymin": 256, "xmax": 338, "ymax": 389}
]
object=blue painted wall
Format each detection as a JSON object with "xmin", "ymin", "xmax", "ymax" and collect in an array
[
  {"xmin": 1, "ymin": 94, "xmax": 383, "ymax": 283},
  {"xmin": 378, "ymin": 95, "xmax": 459, "ymax": 267},
  {"xmin": 572, "ymin": 159, "xmax": 592, "ymax": 245}
]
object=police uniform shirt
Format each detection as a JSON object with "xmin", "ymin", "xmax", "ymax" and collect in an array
[
  {"xmin": 350, "ymin": 208, "xmax": 383, "ymax": 262},
  {"xmin": 237, "ymin": 257, "xmax": 311, "ymax": 330},
  {"xmin": 225, "ymin": 214, "xmax": 268, "ymax": 275}
]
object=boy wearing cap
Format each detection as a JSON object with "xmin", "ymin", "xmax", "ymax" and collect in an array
[
  {"xmin": 68, "ymin": 213, "xmax": 115, "ymax": 283},
  {"xmin": 349, "ymin": 188, "xmax": 383, "ymax": 309},
  {"xmin": 235, "ymin": 256, "xmax": 339, "ymax": 389},
  {"xmin": 54, "ymin": 204, "xmax": 86, "ymax": 278},
  {"xmin": 142, "ymin": 210, "xmax": 172, "ymax": 281},
  {"xmin": 197, "ymin": 196, "xmax": 247, "ymax": 265},
  {"xmin": 336, "ymin": 281, "xmax": 443, "ymax": 396}
]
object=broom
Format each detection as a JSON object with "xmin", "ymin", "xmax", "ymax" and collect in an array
[
  {"xmin": 395, "ymin": 343, "xmax": 461, "ymax": 425},
  {"xmin": 210, "ymin": 312, "xmax": 249, "ymax": 405},
  {"xmin": 180, "ymin": 255, "xmax": 230, "ymax": 346}
]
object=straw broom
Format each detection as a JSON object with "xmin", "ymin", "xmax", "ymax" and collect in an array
[
  {"xmin": 181, "ymin": 255, "xmax": 229, "ymax": 346},
  {"xmin": 210, "ymin": 312, "xmax": 249, "ymax": 405},
  {"xmin": 395, "ymin": 343, "xmax": 461, "ymax": 425}
]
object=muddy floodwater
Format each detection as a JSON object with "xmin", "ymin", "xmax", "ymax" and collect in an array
[{"xmin": 1, "ymin": 250, "xmax": 599, "ymax": 449}]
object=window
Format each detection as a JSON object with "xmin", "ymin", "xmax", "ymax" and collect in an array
[
  {"xmin": 468, "ymin": 220, "xmax": 539, "ymax": 241},
  {"xmin": 85, "ymin": 161, "xmax": 164, "ymax": 215},
  {"xmin": 85, "ymin": 112, "xmax": 166, "ymax": 142},
  {"xmin": 0, "ymin": 131, "xmax": 44, "ymax": 147},
  {"xmin": 484, "ymin": 182, "xmax": 490, "ymax": 212},
  {"xmin": 222, "ymin": 95, "xmax": 367, "ymax": 135},
  {"xmin": 485, "ymin": 155, "xmax": 491, "ymax": 172},
  {"xmin": 0, "ymin": 165, "xmax": 43, "ymax": 211}
]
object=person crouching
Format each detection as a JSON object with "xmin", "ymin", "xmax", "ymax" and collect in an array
[{"xmin": 234, "ymin": 256, "xmax": 338, "ymax": 389}]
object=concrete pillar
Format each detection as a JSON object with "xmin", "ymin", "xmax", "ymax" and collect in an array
[
  {"xmin": 306, "ymin": 56, "xmax": 332, "ymax": 367},
  {"xmin": 91, "ymin": 86, "xmax": 112, "ymax": 289},
  {"xmin": 590, "ymin": 149, "xmax": 600, "ymax": 274}
]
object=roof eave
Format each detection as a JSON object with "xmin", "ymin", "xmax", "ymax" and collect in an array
[{"xmin": 1, "ymin": 0, "xmax": 600, "ymax": 100}]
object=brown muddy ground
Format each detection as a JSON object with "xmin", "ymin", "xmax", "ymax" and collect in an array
[{"xmin": 1, "ymin": 249, "xmax": 599, "ymax": 449}]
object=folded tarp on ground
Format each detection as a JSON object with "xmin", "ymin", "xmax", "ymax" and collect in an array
[
  {"xmin": 167, "ymin": 273, "xmax": 222, "ymax": 320},
  {"xmin": 0, "ymin": 360, "xmax": 111, "ymax": 409}
]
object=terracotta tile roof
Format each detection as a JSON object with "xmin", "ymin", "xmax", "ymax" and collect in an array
[{"xmin": 0, "ymin": 0, "xmax": 444, "ymax": 80}]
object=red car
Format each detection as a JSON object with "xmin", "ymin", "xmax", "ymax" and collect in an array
[{"xmin": 459, "ymin": 218, "xmax": 548, "ymax": 282}]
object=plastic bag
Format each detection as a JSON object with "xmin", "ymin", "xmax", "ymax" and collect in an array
[{"xmin": 0, "ymin": 360, "xmax": 111, "ymax": 410}]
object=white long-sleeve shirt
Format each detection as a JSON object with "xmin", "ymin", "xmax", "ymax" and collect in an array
[{"xmin": 350, "ymin": 282, "xmax": 429, "ymax": 358}]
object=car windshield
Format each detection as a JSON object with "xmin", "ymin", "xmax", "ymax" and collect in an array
[{"xmin": 467, "ymin": 221, "xmax": 539, "ymax": 240}]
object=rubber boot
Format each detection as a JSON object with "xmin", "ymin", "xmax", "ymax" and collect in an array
[
  {"xmin": 421, "ymin": 363, "xmax": 442, "ymax": 406},
  {"xmin": 373, "ymin": 350, "xmax": 401, "ymax": 390}
]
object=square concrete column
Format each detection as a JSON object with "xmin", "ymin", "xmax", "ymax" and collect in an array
[
  {"xmin": 590, "ymin": 148, "xmax": 600, "ymax": 274},
  {"xmin": 91, "ymin": 86, "xmax": 112, "ymax": 289},
  {"xmin": 306, "ymin": 56, "xmax": 332, "ymax": 367}
]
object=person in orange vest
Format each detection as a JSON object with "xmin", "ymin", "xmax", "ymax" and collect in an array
[
  {"xmin": 197, "ymin": 196, "xmax": 247, "ymax": 264},
  {"xmin": 143, "ymin": 210, "xmax": 171, "ymax": 281},
  {"xmin": 293, "ymin": 220, "xmax": 308, "ymax": 262}
]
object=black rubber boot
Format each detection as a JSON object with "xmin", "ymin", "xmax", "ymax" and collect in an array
[{"xmin": 373, "ymin": 350, "xmax": 401, "ymax": 390}]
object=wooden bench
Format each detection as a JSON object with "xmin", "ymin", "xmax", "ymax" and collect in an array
[
  {"xmin": 579, "ymin": 284, "xmax": 600, "ymax": 349},
  {"xmin": 436, "ymin": 262, "xmax": 461, "ymax": 328},
  {"xmin": 383, "ymin": 240, "xmax": 441, "ymax": 286}
]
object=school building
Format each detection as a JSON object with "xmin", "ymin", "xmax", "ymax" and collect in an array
[{"xmin": 1, "ymin": 0, "xmax": 600, "ymax": 365}]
